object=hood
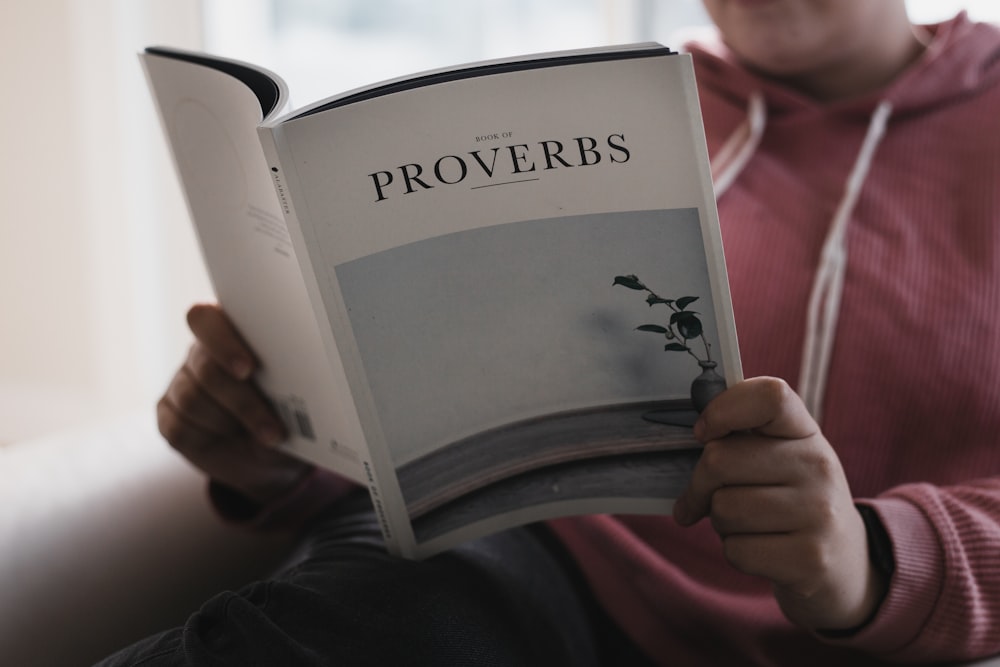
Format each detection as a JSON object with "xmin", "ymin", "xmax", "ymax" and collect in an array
[
  {"xmin": 684, "ymin": 11, "xmax": 1000, "ymax": 118},
  {"xmin": 681, "ymin": 11, "xmax": 1000, "ymax": 421}
]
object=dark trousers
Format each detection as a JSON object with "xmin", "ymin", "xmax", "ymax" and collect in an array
[{"xmin": 95, "ymin": 493, "xmax": 656, "ymax": 667}]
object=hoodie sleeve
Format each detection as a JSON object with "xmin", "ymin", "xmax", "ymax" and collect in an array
[{"xmin": 826, "ymin": 480, "xmax": 1000, "ymax": 662}]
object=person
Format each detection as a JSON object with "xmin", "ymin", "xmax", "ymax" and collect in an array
[{"xmin": 99, "ymin": 1, "xmax": 1000, "ymax": 665}]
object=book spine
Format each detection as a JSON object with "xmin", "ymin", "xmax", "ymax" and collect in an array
[
  {"xmin": 677, "ymin": 55, "xmax": 743, "ymax": 387},
  {"xmin": 256, "ymin": 124, "xmax": 416, "ymax": 558}
]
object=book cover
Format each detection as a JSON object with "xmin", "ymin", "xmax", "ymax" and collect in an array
[{"xmin": 142, "ymin": 45, "xmax": 741, "ymax": 558}]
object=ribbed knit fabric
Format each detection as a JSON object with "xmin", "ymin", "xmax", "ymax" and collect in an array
[{"xmin": 550, "ymin": 12, "xmax": 1000, "ymax": 665}]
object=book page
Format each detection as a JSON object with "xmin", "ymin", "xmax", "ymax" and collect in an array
[
  {"xmin": 141, "ymin": 52, "xmax": 366, "ymax": 484},
  {"xmin": 268, "ymin": 50, "xmax": 740, "ymax": 557}
]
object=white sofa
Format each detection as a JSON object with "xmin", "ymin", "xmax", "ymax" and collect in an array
[
  {"xmin": 0, "ymin": 414, "xmax": 292, "ymax": 666},
  {"xmin": 2, "ymin": 414, "xmax": 998, "ymax": 666}
]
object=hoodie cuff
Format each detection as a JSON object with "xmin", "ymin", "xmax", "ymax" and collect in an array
[
  {"xmin": 208, "ymin": 467, "xmax": 358, "ymax": 533},
  {"xmin": 820, "ymin": 496, "xmax": 944, "ymax": 656}
]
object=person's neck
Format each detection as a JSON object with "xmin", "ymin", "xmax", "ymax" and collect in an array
[{"xmin": 777, "ymin": 25, "xmax": 928, "ymax": 102}]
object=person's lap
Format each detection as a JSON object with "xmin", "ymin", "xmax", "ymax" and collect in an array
[{"xmin": 95, "ymin": 493, "xmax": 654, "ymax": 667}]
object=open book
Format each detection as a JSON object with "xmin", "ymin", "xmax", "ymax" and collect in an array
[{"xmin": 141, "ymin": 43, "xmax": 741, "ymax": 558}]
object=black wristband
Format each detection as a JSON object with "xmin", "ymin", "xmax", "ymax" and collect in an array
[
  {"xmin": 817, "ymin": 505, "xmax": 895, "ymax": 638},
  {"xmin": 857, "ymin": 504, "xmax": 896, "ymax": 580}
]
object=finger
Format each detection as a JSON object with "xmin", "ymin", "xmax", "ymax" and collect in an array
[
  {"xmin": 708, "ymin": 485, "xmax": 819, "ymax": 537},
  {"xmin": 159, "ymin": 396, "xmax": 310, "ymax": 503},
  {"xmin": 695, "ymin": 428, "xmax": 841, "ymax": 487},
  {"xmin": 184, "ymin": 343, "xmax": 286, "ymax": 445},
  {"xmin": 157, "ymin": 394, "xmax": 236, "ymax": 458},
  {"xmin": 674, "ymin": 434, "xmax": 796, "ymax": 524},
  {"xmin": 163, "ymin": 364, "xmax": 245, "ymax": 438},
  {"xmin": 187, "ymin": 303, "xmax": 257, "ymax": 380},
  {"xmin": 675, "ymin": 426, "xmax": 844, "ymax": 527},
  {"xmin": 695, "ymin": 376, "xmax": 817, "ymax": 442},
  {"xmin": 720, "ymin": 532, "xmax": 819, "ymax": 590},
  {"xmin": 697, "ymin": 433, "xmax": 801, "ymax": 485}
]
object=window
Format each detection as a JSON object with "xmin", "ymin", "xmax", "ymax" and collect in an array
[{"xmin": 204, "ymin": 0, "xmax": 711, "ymax": 106}]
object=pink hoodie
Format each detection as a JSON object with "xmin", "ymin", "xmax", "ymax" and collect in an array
[{"xmin": 551, "ymin": 12, "xmax": 1000, "ymax": 665}]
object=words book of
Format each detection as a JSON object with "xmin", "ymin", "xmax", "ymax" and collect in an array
[{"xmin": 140, "ymin": 43, "xmax": 741, "ymax": 558}]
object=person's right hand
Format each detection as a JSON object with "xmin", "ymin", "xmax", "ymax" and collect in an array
[{"xmin": 157, "ymin": 303, "xmax": 313, "ymax": 505}]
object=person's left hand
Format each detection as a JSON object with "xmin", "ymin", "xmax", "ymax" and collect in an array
[{"xmin": 672, "ymin": 376, "xmax": 887, "ymax": 631}]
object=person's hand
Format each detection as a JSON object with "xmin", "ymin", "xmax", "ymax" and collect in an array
[
  {"xmin": 157, "ymin": 303, "xmax": 313, "ymax": 505},
  {"xmin": 672, "ymin": 377, "xmax": 887, "ymax": 631}
]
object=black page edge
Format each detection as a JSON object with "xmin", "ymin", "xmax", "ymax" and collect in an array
[
  {"xmin": 145, "ymin": 46, "xmax": 283, "ymax": 118},
  {"xmin": 289, "ymin": 45, "xmax": 676, "ymax": 120}
]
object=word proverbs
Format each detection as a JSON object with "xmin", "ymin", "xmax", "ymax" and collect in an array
[{"xmin": 368, "ymin": 133, "xmax": 630, "ymax": 202}]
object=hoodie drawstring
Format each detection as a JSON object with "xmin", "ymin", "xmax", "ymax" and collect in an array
[
  {"xmin": 710, "ymin": 97, "xmax": 894, "ymax": 422},
  {"xmin": 799, "ymin": 100, "xmax": 893, "ymax": 421},
  {"xmin": 711, "ymin": 93, "xmax": 766, "ymax": 197}
]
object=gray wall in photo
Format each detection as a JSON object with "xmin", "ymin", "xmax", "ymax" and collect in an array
[{"xmin": 336, "ymin": 208, "xmax": 718, "ymax": 465}]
